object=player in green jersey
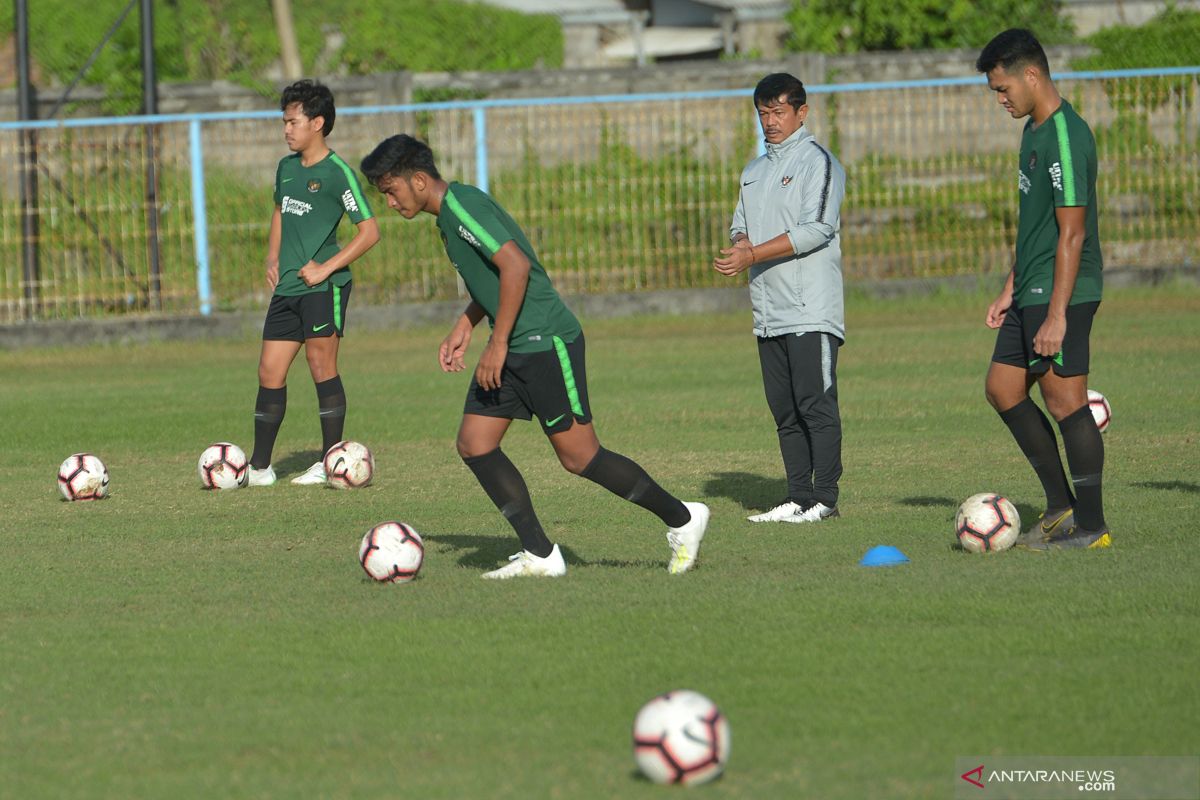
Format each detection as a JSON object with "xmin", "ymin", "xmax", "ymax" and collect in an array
[
  {"xmin": 248, "ymin": 80, "xmax": 380, "ymax": 487},
  {"xmin": 977, "ymin": 30, "xmax": 1109, "ymax": 549},
  {"xmin": 359, "ymin": 134, "xmax": 710, "ymax": 579}
]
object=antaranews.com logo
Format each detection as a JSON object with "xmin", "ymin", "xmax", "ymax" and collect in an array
[{"xmin": 954, "ymin": 756, "xmax": 1199, "ymax": 800}]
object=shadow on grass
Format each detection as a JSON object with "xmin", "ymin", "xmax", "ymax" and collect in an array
[
  {"xmin": 1012, "ymin": 502, "xmax": 1039, "ymax": 528},
  {"xmin": 703, "ymin": 471, "xmax": 783, "ymax": 512},
  {"xmin": 1132, "ymin": 480, "xmax": 1200, "ymax": 494},
  {"xmin": 899, "ymin": 496, "xmax": 957, "ymax": 508},
  {"xmin": 273, "ymin": 449, "xmax": 324, "ymax": 477},
  {"xmin": 424, "ymin": 533, "xmax": 588, "ymax": 570}
]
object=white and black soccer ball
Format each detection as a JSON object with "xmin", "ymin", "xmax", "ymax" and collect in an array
[
  {"xmin": 1087, "ymin": 389, "xmax": 1112, "ymax": 433},
  {"xmin": 198, "ymin": 442, "xmax": 249, "ymax": 490},
  {"xmin": 633, "ymin": 690, "xmax": 731, "ymax": 786},
  {"xmin": 359, "ymin": 522, "xmax": 424, "ymax": 583},
  {"xmin": 955, "ymin": 492, "xmax": 1020, "ymax": 553},
  {"xmin": 324, "ymin": 440, "xmax": 374, "ymax": 489},
  {"xmin": 57, "ymin": 453, "xmax": 110, "ymax": 501}
]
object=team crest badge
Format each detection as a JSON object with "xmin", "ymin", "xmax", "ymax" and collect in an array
[
  {"xmin": 781, "ymin": 176, "xmax": 792, "ymax": 187},
  {"xmin": 307, "ymin": 179, "xmax": 321, "ymax": 193},
  {"xmin": 1028, "ymin": 151, "xmax": 1037, "ymax": 170}
]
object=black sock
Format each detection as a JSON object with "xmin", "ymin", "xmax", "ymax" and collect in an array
[
  {"xmin": 998, "ymin": 397, "xmax": 1074, "ymax": 512},
  {"xmin": 315, "ymin": 376, "xmax": 346, "ymax": 455},
  {"xmin": 579, "ymin": 448, "xmax": 690, "ymax": 528},
  {"xmin": 1058, "ymin": 405, "xmax": 1107, "ymax": 531},
  {"xmin": 463, "ymin": 448, "xmax": 554, "ymax": 558},
  {"xmin": 251, "ymin": 386, "xmax": 287, "ymax": 469}
]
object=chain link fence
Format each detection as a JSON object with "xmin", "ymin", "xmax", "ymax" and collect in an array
[{"xmin": 1, "ymin": 69, "xmax": 1197, "ymax": 323}]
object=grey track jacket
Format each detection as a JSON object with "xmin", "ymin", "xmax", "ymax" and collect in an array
[{"xmin": 730, "ymin": 125, "xmax": 846, "ymax": 341}]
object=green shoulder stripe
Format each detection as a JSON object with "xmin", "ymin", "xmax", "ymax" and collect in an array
[
  {"xmin": 1051, "ymin": 112, "xmax": 1078, "ymax": 206},
  {"xmin": 329, "ymin": 153, "xmax": 373, "ymax": 219},
  {"xmin": 444, "ymin": 189, "xmax": 502, "ymax": 255}
]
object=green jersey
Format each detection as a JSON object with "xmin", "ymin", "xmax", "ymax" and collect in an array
[
  {"xmin": 436, "ymin": 182, "xmax": 582, "ymax": 353},
  {"xmin": 1014, "ymin": 100, "xmax": 1103, "ymax": 308},
  {"xmin": 272, "ymin": 151, "xmax": 373, "ymax": 296}
]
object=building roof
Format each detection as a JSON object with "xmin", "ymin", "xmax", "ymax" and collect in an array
[
  {"xmin": 477, "ymin": 0, "xmax": 634, "ymax": 24},
  {"xmin": 690, "ymin": 0, "xmax": 789, "ymax": 20},
  {"xmin": 601, "ymin": 26, "xmax": 724, "ymax": 59},
  {"xmin": 478, "ymin": 0, "xmax": 789, "ymax": 23}
]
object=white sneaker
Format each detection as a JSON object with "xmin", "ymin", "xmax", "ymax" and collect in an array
[
  {"xmin": 667, "ymin": 501, "xmax": 710, "ymax": 575},
  {"xmin": 782, "ymin": 502, "xmax": 840, "ymax": 523},
  {"xmin": 747, "ymin": 500, "xmax": 805, "ymax": 522},
  {"xmin": 481, "ymin": 544, "xmax": 567, "ymax": 580},
  {"xmin": 247, "ymin": 465, "xmax": 276, "ymax": 486},
  {"xmin": 290, "ymin": 461, "xmax": 327, "ymax": 486}
]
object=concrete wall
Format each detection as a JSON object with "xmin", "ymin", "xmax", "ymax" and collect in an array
[{"xmin": 0, "ymin": 46, "xmax": 1096, "ymax": 121}]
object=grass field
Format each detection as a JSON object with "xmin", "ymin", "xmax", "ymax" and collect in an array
[{"xmin": 2, "ymin": 286, "xmax": 1198, "ymax": 799}]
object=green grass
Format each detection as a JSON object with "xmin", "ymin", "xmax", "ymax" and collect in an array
[{"xmin": 2, "ymin": 287, "xmax": 1198, "ymax": 798}]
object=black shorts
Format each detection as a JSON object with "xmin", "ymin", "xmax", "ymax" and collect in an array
[
  {"xmin": 463, "ymin": 334, "xmax": 593, "ymax": 434},
  {"xmin": 991, "ymin": 301, "xmax": 1099, "ymax": 377},
  {"xmin": 262, "ymin": 282, "xmax": 351, "ymax": 342}
]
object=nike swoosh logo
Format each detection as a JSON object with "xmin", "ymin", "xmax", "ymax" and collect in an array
[
  {"xmin": 743, "ymin": 180, "xmax": 758, "ymax": 186},
  {"xmin": 312, "ymin": 323, "xmax": 330, "ymax": 332},
  {"xmin": 545, "ymin": 413, "xmax": 566, "ymax": 427},
  {"xmin": 282, "ymin": 177, "xmax": 294, "ymax": 183}
]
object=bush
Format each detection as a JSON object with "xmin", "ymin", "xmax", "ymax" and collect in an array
[
  {"xmin": 0, "ymin": 0, "xmax": 562, "ymax": 108},
  {"xmin": 1073, "ymin": 8, "xmax": 1200, "ymax": 112},
  {"xmin": 786, "ymin": 0, "xmax": 1074, "ymax": 54}
]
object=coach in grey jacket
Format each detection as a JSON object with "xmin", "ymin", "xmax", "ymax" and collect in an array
[{"xmin": 715, "ymin": 72, "xmax": 846, "ymax": 525}]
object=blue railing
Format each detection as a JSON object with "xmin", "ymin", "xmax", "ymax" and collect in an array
[{"xmin": 1, "ymin": 66, "xmax": 1197, "ymax": 319}]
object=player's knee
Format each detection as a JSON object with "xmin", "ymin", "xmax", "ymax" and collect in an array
[
  {"xmin": 456, "ymin": 437, "xmax": 490, "ymax": 461},
  {"xmin": 557, "ymin": 451, "xmax": 590, "ymax": 476},
  {"xmin": 984, "ymin": 383, "xmax": 1004, "ymax": 411},
  {"xmin": 305, "ymin": 351, "xmax": 337, "ymax": 381},
  {"xmin": 1043, "ymin": 396, "xmax": 1077, "ymax": 422},
  {"xmin": 258, "ymin": 364, "xmax": 284, "ymax": 388}
]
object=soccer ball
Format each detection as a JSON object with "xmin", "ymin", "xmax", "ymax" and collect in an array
[
  {"xmin": 955, "ymin": 493, "xmax": 1020, "ymax": 553},
  {"xmin": 324, "ymin": 440, "xmax": 374, "ymax": 489},
  {"xmin": 1087, "ymin": 389, "xmax": 1112, "ymax": 433},
  {"xmin": 359, "ymin": 522, "xmax": 424, "ymax": 583},
  {"xmin": 198, "ymin": 442, "xmax": 249, "ymax": 490},
  {"xmin": 57, "ymin": 453, "xmax": 110, "ymax": 501},
  {"xmin": 633, "ymin": 690, "xmax": 731, "ymax": 786}
]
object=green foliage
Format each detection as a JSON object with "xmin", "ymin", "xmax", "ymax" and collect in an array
[
  {"xmin": 332, "ymin": 3, "xmax": 562, "ymax": 74},
  {"xmin": 1075, "ymin": 7, "xmax": 1200, "ymax": 69},
  {"xmin": 488, "ymin": 121, "xmax": 751, "ymax": 293},
  {"xmin": 786, "ymin": 0, "xmax": 1074, "ymax": 54},
  {"xmin": 1, "ymin": 0, "xmax": 561, "ymax": 107},
  {"xmin": 1073, "ymin": 8, "xmax": 1200, "ymax": 112}
]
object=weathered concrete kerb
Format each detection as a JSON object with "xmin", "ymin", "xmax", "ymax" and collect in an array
[{"xmin": 1, "ymin": 267, "xmax": 1195, "ymax": 351}]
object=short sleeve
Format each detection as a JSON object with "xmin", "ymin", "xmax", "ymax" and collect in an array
[
  {"xmin": 273, "ymin": 160, "xmax": 283, "ymax": 206},
  {"xmin": 1050, "ymin": 115, "xmax": 1090, "ymax": 208},
  {"xmin": 443, "ymin": 189, "xmax": 513, "ymax": 258},
  {"xmin": 330, "ymin": 155, "xmax": 373, "ymax": 223}
]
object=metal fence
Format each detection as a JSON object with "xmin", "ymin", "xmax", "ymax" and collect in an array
[{"xmin": 0, "ymin": 67, "xmax": 1197, "ymax": 323}]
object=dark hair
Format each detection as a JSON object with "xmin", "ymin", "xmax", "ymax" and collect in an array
[
  {"xmin": 753, "ymin": 73, "xmax": 806, "ymax": 109},
  {"xmin": 976, "ymin": 29, "xmax": 1051, "ymax": 76},
  {"xmin": 280, "ymin": 79, "xmax": 336, "ymax": 136},
  {"xmin": 360, "ymin": 134, "xmax": 442, "ymax": 184}
]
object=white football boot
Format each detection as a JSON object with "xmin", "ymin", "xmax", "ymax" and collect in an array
[
  {"xmin": 782, "ymin": 502, "xmax": 840, "ymax": 523},
  {"xmin": 290, "ymin": 461, "xmax": 327, "ymax": 486},
  {"xmin": 746, "ymin": 500, "xmax": 805, "ymax": 522},
  {"xmin": 482, "ymin": 544, "xmax": 567, "ymax": 580},
  {"xmin": 667, "ymin": 501, "xmax": 710, "ymax": 575},
  {"xmin": 247, "ymin": 465, "xmax": 277, "ymax": 487}
]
